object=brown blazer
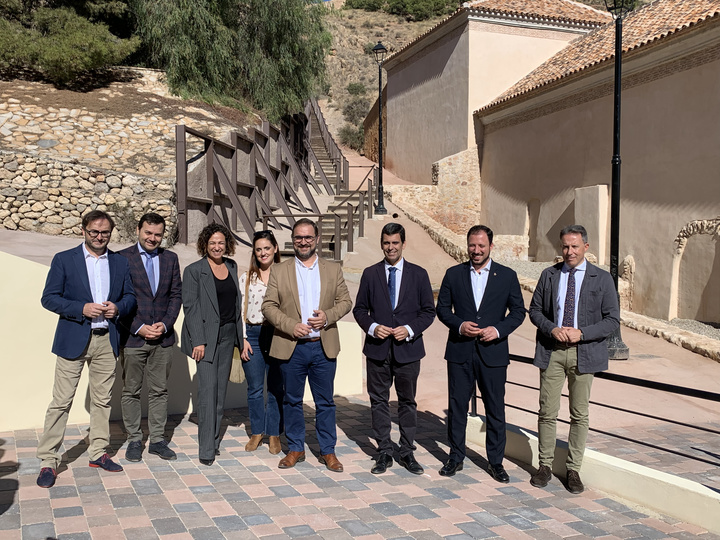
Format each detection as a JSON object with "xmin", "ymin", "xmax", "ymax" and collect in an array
[{"xmin": 261, "ymin": 256, "xmax": 352, "ymax": 360}]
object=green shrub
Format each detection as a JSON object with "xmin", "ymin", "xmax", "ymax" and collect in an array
[
  {"xmin": 363, "ymin": 42, "xmax": 376, "ymax": 55},
  {"xmin": 346, "ymin": 82, "xmax": 366, "ymax": 95},
  {"xmin": 342, "ymin": 96, "xmax": 370, "ymax": 125},
  {"xmin": 345, "ymin": 0, "xmax": 384, "ymax": 10},
  {"xmin": 339, "ymin": 123, "xmax": 364, "ymax": 152},
  {"xmin": 0, "ymin": 7, "xmax": 139, "ymax": 85}
]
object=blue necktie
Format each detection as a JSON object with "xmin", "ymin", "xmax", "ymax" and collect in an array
[
  {"xmin": 388, "ymin": 267, "xmax": 397, "ymax": 310},
  {"xmin": 562, "ymin": 268, "xmax": 576, "ymax": 328},
  {"xmin": 145, "ymin": 253, "xmax": 157, "ymax": 296}
]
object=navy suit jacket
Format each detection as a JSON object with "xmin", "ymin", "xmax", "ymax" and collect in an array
[
  {"xmin": 118, "ymin": 245, "xmax": 182, "ymax": 348},
  {"xmin": 436, "ymin": 260, "xmax": 525, "ymax": 367},
  {"xmin": 41, "ymin": 244, "xmax": 136, "ymax": 359},
  {"xmin": 529, "ymin": 261, "xmax": 619, "ymax": 373},
  {"xmin": 353, "ymin": 259, "xmax": 436, "ymax": 363}
]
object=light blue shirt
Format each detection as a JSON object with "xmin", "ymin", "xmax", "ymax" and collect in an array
[
  {"xmin": 137, "ymin": 242, "xmax": 160, "ymax": 293},
  {"xmin": 368, "ymin": 258, "xmax": 414, "ymax": 340},
  {"xmin": 82, "ymin": 243, "xmax": 110, "ymax": 329},
  {"xmin": 295, "ymin": 255, "xmax": 321, "ymax": 340},
  {"xmin": 556, "ymin": 259, "xmax": 587, "ymax": 329}
]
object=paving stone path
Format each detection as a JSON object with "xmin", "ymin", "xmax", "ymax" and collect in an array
[{"xmin": 1, "ymin": 398, "xmax": 718, "ymax": 540}]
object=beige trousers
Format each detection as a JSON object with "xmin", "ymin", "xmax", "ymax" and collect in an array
[{"xmin": 36, "ymin": 333, "xmax": 117, "ymax": 468}]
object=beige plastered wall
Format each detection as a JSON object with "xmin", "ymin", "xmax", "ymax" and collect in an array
[
  {"xmin": 478, "ymin": 43, "xmax": 720, "ymax": 320},
  {"xmin": 467, "ymin": 21, "xmax": 580, "ymax": 144},
  {"xmin": 385, "ymin": 23, "xmax": 471, "ymax": 186},
  {"xmin": 0, "ymin": 251, "xmax": 363, "ymax": 432}
]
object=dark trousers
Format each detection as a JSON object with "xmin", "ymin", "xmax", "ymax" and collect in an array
[
  {"xmin": 196, "ymin": 322, "xmax": 235, "ymax": 461},
  {"xmin": 121, "ymin": 342, "xmax": 172, "ymax": 444},
  {"xmin": 280, "ymin": 340, "xmax": 337, "ymax": 455},
  {"xmin": 447, "ymin": 350, "xmax": 507, "ymax": 466},
  {"xmin": 366, "ymin": 351, "xmax": 420, "ymax": 458}
]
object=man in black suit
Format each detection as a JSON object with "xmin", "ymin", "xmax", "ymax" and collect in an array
[
  {"xmin": 118, "ymin": 213, "xmax": 182, "ymax": 462},
  {"xmin": 436, "ymin": 225, "xmax": 525, "ymax": 481},
  {"xmin": 353, "ymin": 223, "xmax": 436, "ymax": 475}
]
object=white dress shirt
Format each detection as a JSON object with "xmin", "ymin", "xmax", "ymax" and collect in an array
[
  {"xmin": 83, "ymin": 243, "xmax": 110, "ymax": 329},
  {"xmin": 367, "ymin": 258, "xmax": 414, "ymax": 340},
  {"xmin": 556, "ymin": 259, "xmax": 587, "ymax": 329},
  {"xmin": 463, "ymin": 259, "xmax": 498, "ymax": 338},
  {"xmin": 295, "ymin": 256, "xmax": 321, "ymax": 339}
]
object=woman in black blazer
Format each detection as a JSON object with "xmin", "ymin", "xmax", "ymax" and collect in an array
[{"xmin": 181, "ymin": 224, "xmax": 243, "ymax": 466}]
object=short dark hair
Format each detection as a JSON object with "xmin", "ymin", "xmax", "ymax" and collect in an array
[
  {"xmin": 138, "ymin": 212, "xmax": 166, "ymax": 231},
  {"xmin": 292, "ymin": 218, "xmax": 318, "ymax": 237},
  {"xmin": 82, "ymin": 210, "xmax": 115, "ymax": 230},
  {"xmin": 381, "ymin": 222, "xmax": 405, "ymax": 243},
  {"xmin": 560, "ymin": 225, "xmax": 588, "ymax": 244},
  {"xmin": 196, "ymin": 223, "xmax": 236, "ymax": 257},
  {"xmin": 467, "ymin": 224, "xmax": 493, "ymax": 245}
]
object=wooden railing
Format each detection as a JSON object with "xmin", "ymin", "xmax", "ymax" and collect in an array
[{"xmin": 175, "ymin": 118, "xmax": 320, "ymax": 245}]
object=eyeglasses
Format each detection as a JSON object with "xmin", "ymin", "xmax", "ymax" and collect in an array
[
  {"xmin": 85, "ymin": 229, "xmax": 112, "ymax": 238},
  {"xmin": 292, "ymin": 235, "xmax": 316, "ymax": 243}
]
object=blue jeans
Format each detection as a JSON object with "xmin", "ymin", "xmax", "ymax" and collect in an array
[
  {"xmin": 242, "ymin": 324, "xmax": 283, "ymax": 437},
  {"xmin": 280, "ymin": 340, "xmax": 337, "ymax": 454}
]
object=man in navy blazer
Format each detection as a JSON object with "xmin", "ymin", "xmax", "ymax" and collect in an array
[
  {"xmin": 118, "ymin": 213, "xmax": 182, "ymax": 462},
  {"xmin": 353, "ymin": 223, "xmax": 436, "ymax": 475},
  {"xmin": 36, "ymin": 210, "xmax": 136, "ymax": 488},
  {"xmin": 436, "ymin": 225, "xmax": 525, "ymax": 482},
  {"xmin": 528, "ymin": 225, "xmax": 619, "ymax": 494}
]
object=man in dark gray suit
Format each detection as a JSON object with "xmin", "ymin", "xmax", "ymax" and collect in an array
[{"xmin": 528, "ymin": 224, "xmax": 619, "ymax": 494}]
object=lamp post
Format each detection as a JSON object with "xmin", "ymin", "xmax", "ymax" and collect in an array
[
  {"xmin": 372, "ymin": 41, "xmax": 388, "ymax": 215},
  {"xmin": 604, "ymin": 0, "xmax": 634, "ymax": 360}
]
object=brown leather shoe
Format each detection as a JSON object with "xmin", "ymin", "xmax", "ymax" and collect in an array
[
  {"xmin": 566, "ymin": 469, "xmax": 585, "ymax": 494},
  {"xmin": 278, "ymin": 450, "xmax": 305, "ymax": 469},
  {"xmin": 530, "ymin": 465, "xmax": 552, "ymax": 488},
  {"xmin": 268, "ymin": 436, "xmax": 282, "ymax": 455},
  {"xmin": 319, "ymin": 453, "xmax": 344, "ymax": 473},
  {"xmin": 245, "ymin": 434, "xmax": 264, "ymax": 452}
]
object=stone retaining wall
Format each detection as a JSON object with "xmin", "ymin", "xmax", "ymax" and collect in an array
[{"xmin": 0, "ymin": 149, "xmax": 176, "ymax": 242}]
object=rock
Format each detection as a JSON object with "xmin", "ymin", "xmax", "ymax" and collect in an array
[
  {"xmin": 3, "ymin": 217, "xmax": 17, "ymax": 229},
  {"xmin": 106, "ymin": 175, "xmax": 122, "ymax": 188},
  {"xmin": 5, "ymin": 161, "xmax": 18, "ymax": 172},
  {"xmin": 62, "ymin": 216, "xmax": 81, "ymax": 228},
  {"xmin": 1, "ymin": 187, "xmax": 18, "ymax": 197},
  {"xmin": 40, "ymin": 223, "xmax": 63, "ymax": 235},
  {"xmin": 31, "ymin": 202, "xmax": 44, "ymax": 212},
  {"xmin": 31, "ymin": 190, "xmax": 49, "ymax": 202},
  {"xmin": 19, "ymin": 218, "xmax": 36, "ymax": 230},
  {"xmin": 37, "ymin": 165, "xmax": 49, "ymax": 176}
]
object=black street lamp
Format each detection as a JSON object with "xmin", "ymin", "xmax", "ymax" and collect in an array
[
  {"xmin": 604, "ymin": 0, "xmax": 634, "ymax": 360},
  {"xmin": 372, "ymin": 41, "xmax": 388, "ymax": 215}
]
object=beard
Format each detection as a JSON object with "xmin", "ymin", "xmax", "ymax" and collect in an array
[{"xmin": 294, "ymin": 245, "xmax": 317, "ymax": 261}]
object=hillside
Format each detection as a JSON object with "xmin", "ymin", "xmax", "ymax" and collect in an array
[{"xmin": 322, "ymin": 1, "xmax": 648, "ymax": 145}]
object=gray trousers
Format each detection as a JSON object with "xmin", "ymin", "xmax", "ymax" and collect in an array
[
  {"xmin": 121, "ymin": 342, "xmax": 173, "ymax": 444},
  {"xmin": 196, "ymin": 322, "xmax": 235, "ymax": 461}
]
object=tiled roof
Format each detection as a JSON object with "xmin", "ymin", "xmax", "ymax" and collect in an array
[
  {"xmin": 477, "ymin": 0, "xmax": 720, "ymax": 115},
  {"xmin": 465, "ymin": 0, "xmax": 611, "ymax": 26},
  {"xmin": 385, "ymin": 0, "xmax": 609, "ymax": 64}
]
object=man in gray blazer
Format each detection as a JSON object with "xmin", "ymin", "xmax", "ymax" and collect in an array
[{"xmin": 528, "ymin": 225, "xmax": 619, "ymax": 494}]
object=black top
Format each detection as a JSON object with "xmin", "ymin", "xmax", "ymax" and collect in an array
[{"xmin": 214, "ymin": 272, "xmax": 238, "ymax": 326}]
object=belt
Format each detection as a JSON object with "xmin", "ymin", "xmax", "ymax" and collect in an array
[
  {"xmin": 246, "ymin": 322, "xmax": 270, "ymax": 327},
  {"xmin": 553, "ymin": 342, "xmax": 577, "ymax": 350},
  {"xmin": 91, "ymin": 328, "xmax": 109, "ymax": 336},
  {"xmin": 298, "ymin": 337, "xmax": 321, "ymax": 343}
]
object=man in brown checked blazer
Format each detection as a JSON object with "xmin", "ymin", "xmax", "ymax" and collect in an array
[
  {"xmin": 118, "ymin": 213, "xmax": 182, "ymax": 462},
  {"xmin": 262, "ymin": 218, "xmax": 352, "ymax": 472}
]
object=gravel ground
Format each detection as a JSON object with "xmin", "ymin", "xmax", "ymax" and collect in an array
[{"xmin": 497, "ymin": 258, "xmax": 720, "ymax": 343}]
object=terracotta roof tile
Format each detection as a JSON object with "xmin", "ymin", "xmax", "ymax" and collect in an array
[
  {"xmin": 465, "ymin": 0, "xmax": 611, "ymax": 26},
  {"xmin": 386, "ymin": 0, "xmax": 609, "ymax": 64},
  {"xmin": 477, "ymin": 0, "xmax": 720, "ymax": 115}
]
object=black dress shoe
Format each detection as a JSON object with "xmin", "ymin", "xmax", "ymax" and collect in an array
[
  {"xmin": 199, "ymin": 458, "xmax": 214, "ymax": 466},
  {"xmin": 398, "ymin": 453, "xmax": 424, "ymax": 475},
  {"xmin": 215, "ymin": 449, "xmax": 220, "ymax": 456},
  {"xmin": 439, "ymin": 459, "xmax": 463, "ymax": 477},
  {"xmin": 371, "ymin": 453, "xmax": 393, "ymax": 474},
  {"xmin": 487, "ymin": 463, "xmax": 510, "ymax": 483}
]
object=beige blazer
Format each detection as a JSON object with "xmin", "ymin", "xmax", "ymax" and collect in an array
[{"xmin": 261, "ymin": 256, "xmax": 352, "ymax": 360}]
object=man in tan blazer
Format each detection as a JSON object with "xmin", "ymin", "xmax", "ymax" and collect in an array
[{"xmin": 262, "ymin": 218, "xmax": 352, "ymax": 472}]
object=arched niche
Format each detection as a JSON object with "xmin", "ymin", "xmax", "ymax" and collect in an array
[{"xmin": 668, "ymin": 217, "xmax": 720, "ymax": 323}]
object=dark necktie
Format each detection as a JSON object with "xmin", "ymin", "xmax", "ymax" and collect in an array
[
  {"xmin": 145, "ymin": 252, "xmax": 157, "ymax": 296},
  {"xmin": 562, "ymin": 268, "xmax": 577, "ymax": 328},
  {"xmin": 388, "ymin": 267, "xmax": 397, "ymax": 310}
]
